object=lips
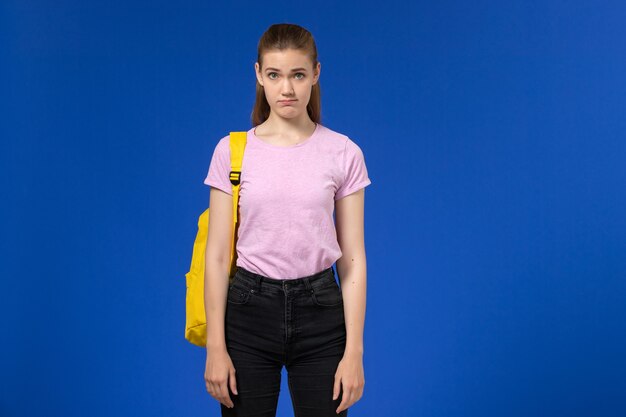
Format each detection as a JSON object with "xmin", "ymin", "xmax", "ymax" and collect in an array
[{"xmin": 279, "ymin": 100, "xmax": 296, "ymax": 104}]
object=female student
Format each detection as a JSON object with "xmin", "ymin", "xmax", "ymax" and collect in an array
[{"xmin": 203, "ymin": 23, "xmax": 371, "ymax": 417}]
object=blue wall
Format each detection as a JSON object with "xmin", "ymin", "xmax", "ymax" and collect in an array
[{"xmin": 1, "ymin": 1, "xmax": 625, "ymax": 416}]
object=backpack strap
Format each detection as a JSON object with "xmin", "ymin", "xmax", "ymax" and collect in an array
[
  {"xmin": 229, "ymin": 131, "xmax": 247, "ymax": 222},
  {"xmin": 228, "ymin": 131, "xmax": 247, "ymax": 277}
]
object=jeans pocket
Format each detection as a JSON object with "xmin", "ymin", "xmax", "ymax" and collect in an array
[
  {"xmin": 227, "ymin": 284, "xmax": 251, "ymax": 305},
  {"xmin": 311, "ymin": 280, "xmax": 343, "ymax": 307}
]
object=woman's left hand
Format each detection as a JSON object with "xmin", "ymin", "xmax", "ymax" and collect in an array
[{"xmin": 333, "ymin": 351, "xmax": 365, "ymax": 414}]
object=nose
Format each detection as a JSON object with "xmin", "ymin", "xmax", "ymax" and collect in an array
[{"xmin": 281, "ymin": 79, "xmax": 294, "ymax": 96}]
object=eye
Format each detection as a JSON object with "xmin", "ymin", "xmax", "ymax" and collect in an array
[
  {"xmin": 295, "ymin": 73, "xmax": 305, "ymax": 80},
  {"xmin": 268, "ymin": 72, "xmax": 278, "ymax": 80}
]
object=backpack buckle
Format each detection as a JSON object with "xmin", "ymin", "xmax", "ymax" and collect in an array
[{"xmin": 229, "ymin": 171, "xmax": 241, "ymax": 185}]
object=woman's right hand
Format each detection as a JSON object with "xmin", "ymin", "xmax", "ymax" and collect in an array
[{"xmin": 205, "ymin": 346, "xmax": 238, "ymax": 408}]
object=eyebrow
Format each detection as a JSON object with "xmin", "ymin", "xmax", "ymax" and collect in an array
[{"xmin": 265, "ymin": 67, "xmax": 308, "ymax": 72}]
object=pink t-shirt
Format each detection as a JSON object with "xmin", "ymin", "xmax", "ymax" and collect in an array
[{"xmin": 204, "ymin": 123, "xmax": 371, "ymax": 280}]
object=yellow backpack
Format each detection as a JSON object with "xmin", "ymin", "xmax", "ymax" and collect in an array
[{"xmin": 184, "ymin": 131, "xmax": 247, "ymax": 347}]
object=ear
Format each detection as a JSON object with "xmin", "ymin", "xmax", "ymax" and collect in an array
[
  {"xmin": 313, "ymin": 61, "xmax": 321, "ymax": 85},
  {"xmin": 254, "ymin": 62, "xmax": 264, "ymax": 87}
]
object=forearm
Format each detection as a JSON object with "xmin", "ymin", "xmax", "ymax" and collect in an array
[
  {"xmin": 204, "ymin": 258, "xmax": 230, "ymax": 350},
  {"xmin": 336, "ymin": 254, "xmax": 367, "ymax": 356}
]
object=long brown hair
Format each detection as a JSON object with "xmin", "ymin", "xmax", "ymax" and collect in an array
[{"xmin": 251, "ymin": 23, "xmax": 321, "ymax": 127}]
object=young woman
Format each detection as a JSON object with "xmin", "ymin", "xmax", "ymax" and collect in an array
[{"xmin": 202, "ymin": 23, "xmax": 370, "ymax": 417}]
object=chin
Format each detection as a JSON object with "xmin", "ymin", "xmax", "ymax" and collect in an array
[{"xmin": 277, "ymin": 108, "xmax": 300, "ymax": 117}]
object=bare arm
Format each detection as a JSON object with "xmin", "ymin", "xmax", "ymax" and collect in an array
[
  {"xmin": 335, "ymin": 187, "xmax": 367, "ymax": 356},
  {"xmin": 204, "ymin": 187, "xmax": 234, "ymax": 350}
]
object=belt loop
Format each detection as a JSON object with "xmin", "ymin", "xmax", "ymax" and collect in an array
[{"xmin": 303, "ymin": 276, "xmax": 313, "ymax": 292}]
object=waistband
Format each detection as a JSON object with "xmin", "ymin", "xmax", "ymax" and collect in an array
[{"xmin": 235, "ymin": 265, "xmax": 336, "ymax": 290}]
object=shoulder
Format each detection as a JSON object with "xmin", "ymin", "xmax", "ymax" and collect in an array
[
  {"xmin": 212, "ymin": 134, "xmax": 231, "ymax": 154},
  {"xmin": 318, "ymin": 124, "xmax": 366, "ymax": 157},
  {"xmin": 218, "ymin": 133, "xmax": 231, "ymax": 147},
  {"xmin": 316, "ymin": 124, "xmax": 358, "ymax": 150},
  {"xmin": 215, "ymin": 129, "xmax": 252, "ymax": 150}
]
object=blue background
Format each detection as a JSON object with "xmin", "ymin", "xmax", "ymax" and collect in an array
[{"xmin": 2, "ymin": 1, "xmax": 625, "ymax": 416}]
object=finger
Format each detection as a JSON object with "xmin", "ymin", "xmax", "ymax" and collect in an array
[
  {"xmin": 209, "ymin": 381, "xmax": 219, "ymax": 400},
  {"xmin": 230, "ymin": 369, "xmax": 238, "ymax": 395},
  {"xmin": 333, "ymin": 375, "xmax": 341, "ymax": 400},
  {"xmin": 219, "ymin": 382, "xmax": 234, "ymax": 408},
  {"xmin": 337, "ymin": 387, "xmax": 352, "ymax": 414}
]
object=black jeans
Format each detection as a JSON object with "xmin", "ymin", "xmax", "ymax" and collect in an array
[{"xmin": 221, "ymin": 265, "xmax": 348, "ymax": 417}]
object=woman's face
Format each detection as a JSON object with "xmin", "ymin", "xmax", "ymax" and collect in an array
[{"xmin": 255, "ymin": 48, "xmax": 320, "ymax": 121}]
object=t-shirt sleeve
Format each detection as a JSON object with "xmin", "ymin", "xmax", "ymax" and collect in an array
[
  {"xmin": 335, "ymin": 138, "xmax": 372, "ymax": 201},
  {"xmin": 203, "ymin": 136, "xmax": 233, "ymax": 195}
]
